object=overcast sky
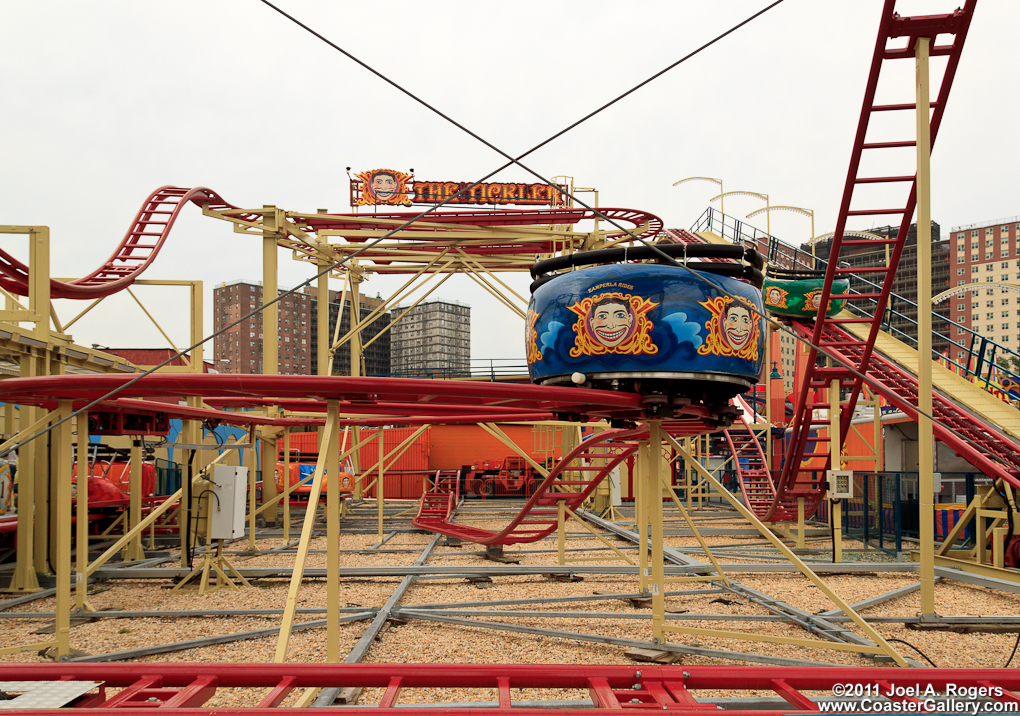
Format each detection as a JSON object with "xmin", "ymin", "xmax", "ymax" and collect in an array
[{"xmin": 2, "ymin": 1, "xmax": 1016, "ymax": 367}]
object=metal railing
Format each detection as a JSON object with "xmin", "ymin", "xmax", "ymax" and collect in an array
[
  {"xmin": 375, "ymin": 358, "xmax": 529, "ymax": 381},
  {"xmin": 691, "ymin": 206, "xmax": 1020, "ymax": 397}
]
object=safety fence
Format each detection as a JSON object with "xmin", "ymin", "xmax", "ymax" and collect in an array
[{"xmin": 814, "ymin": 471, "xmax": 987, "ymax": 554}]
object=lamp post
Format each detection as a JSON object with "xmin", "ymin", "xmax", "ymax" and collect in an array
[
  {"xmin": 711, "ymin": 190, "xmax": 770, "ymax": 235},
  {"xmin": 673, "ymin": 176, "xmax": 724, "ymax": 224}
]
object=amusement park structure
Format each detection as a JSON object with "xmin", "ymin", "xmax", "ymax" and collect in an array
[{"xmin": 6, "ymin": 0, "xmax": 1020, "ymax": 712}]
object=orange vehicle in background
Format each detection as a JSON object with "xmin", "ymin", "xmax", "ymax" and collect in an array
[{"xmin": 275, "ymin": 451, "xmax": 355, "ymax": 497}]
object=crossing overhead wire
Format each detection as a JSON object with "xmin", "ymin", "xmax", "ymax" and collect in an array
[{"xmin": 4, "ymin": 1, "xmax": 787, "ymax": 452}]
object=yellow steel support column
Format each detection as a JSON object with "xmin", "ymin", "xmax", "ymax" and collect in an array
[
  {"xmin": 53, "ymin": 400, "xmax": 73, "ymax": 659},
  {"xmin": 648, "ymin": 421, "xmax": 666, "ymax": 644},
  {"xmin": 557, "ymin": 500, "xmax": 567, "ymax": 565},
  {"xmin": 31, "ymin": 370, "xmax": 49, "ymax": 576},
  {"xmin": 262, "ymin": 206, "xmax": 281, "ymax": 376},
  {"xmin": 796, "ymin": 497, "xmax": 806, "ymax": 549},
  {"xmin": 377, "ymin": 426, "xmax": 385, "ymax": 542},
  {"xmin": 282, "ymin": 429, "xmax": 291, "ymax": 542},
  {"xmin": 829, "ymin": 365, "xmax": 843, "ymax": 563},
  {"xmin": 45, "ymin": 357, "xmax": 65, "ymax": 571},
  {"xmin": 10, "ymin": 363, "xmax": 40, "ymax": 592},
  {"xmin": 635, "ymin": 440, "xmax": 648, "ymax": 594},
  {"xmin": 350, "ymin": 264, "xmax": 364, "ymax": 499},
  {"xmin": 325, "ymin": 400, "xmax": 341, "ymax": 661},
  {"xmin": 247, "ymin": 425, "xmax": 257, "ymax": 551},
  {"xmin": 124, "ymin": 439, "xmax": 145, "ymax": 562},
  {"xmin": 318, "ymin": 264, "xmax": 330, "ymax": 376},
  {"xmin": 275, "ymin": 402, "xmax": 337, "ymax": 662},
  {"xmin": 261, "ymin": 431, "xmax": 279, "ymax": 525},
  {"xmin": 75, "ymin": 411, "xmax": 94, "ymax": 612},
  {"xmin": 915, "ymin": 36, "xmax": 936, "ymax": 618}
]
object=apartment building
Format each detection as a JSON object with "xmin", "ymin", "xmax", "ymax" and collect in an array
[
  {"xmin": 390, "ymin": 300, "xmax": 470, "ymax": 377},
  {"xmin": 306, "ymin": 288, "xmax": 392, "ymax": 376},
  {"xmin": 213, "ymin": 280, "xmax": 312, "ymax": 374},
  {"xmin": 947, "ymin": 217, "xmax": 1020, "ymax": 363}
]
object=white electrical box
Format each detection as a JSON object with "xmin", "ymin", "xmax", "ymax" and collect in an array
[
  {"xmin": 609, "ymin": 466, "xmax": 621, "ymax": 507},
  {"xmin": 209, "ymin": 465, "xmax": 248, "ymax": 540},
  {"xmin": 826, "ymin": 470, "xmax": 853, "ymax": 500}
]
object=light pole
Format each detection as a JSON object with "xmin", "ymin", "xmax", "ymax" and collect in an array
[{"xmin": 673, "ymin": 176, "xmax": 724, "ymax": 222}]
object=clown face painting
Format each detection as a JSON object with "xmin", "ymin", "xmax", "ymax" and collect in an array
[
  {"xmin": 721, "ymin": 303, "xmax": 753, "ymax": 352},
  {"xmin": 369, "ymin": 171, "xmax": 398, "ymax": 201},
  {"xmin": 588, "ymin": 297, "xmax": 635, "ymax": 348},
  {"xmin": 567, "ymin": 291, "xmax": 659, "ymax": 358},
  {"xmin": 697, "ymin": 296, "xmax": 761, "ymax": 361}
]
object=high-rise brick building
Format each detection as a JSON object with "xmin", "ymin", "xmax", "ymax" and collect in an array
[
  {"xmin": 213, "ymin": 280, "xmax": 311, "ymax": 374},
  {"xmin": 390, "ymin": 300, "xmax": 470, "ymax": 377},
  {"xmin": 947, "ymin": 217, "xmax": 1020, "ymax": 363}
]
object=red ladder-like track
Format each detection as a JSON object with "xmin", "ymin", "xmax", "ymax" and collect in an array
[
  {"xmin": 0, "ymin": 187, "xmax": 255, "ymax": 300},
  {"xmin": 413, "ymin": 426, "xmax": 642, "ymax": 545},
  {"xmin": 771, "ymin": 0, "xmax": 977, "ymax": 521},
  {"xmin": 412, "ymin": 407, "xmax": 733, "ymax": 545},
  {"xmin": 723, "ymin": 415, "xmax": 781, "ymax": 519},
  {"xmin": 4, "ymin": 662, "xmax": 1020, "ymax": 713},
  {"xmin": 795, "ymin": 322, "xmax": 1020, "ymax": 489}
]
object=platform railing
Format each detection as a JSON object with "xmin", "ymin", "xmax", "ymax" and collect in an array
[
  {"xmin": 692, "ymin": 206, "xmax": 1020, "ymax": 400},
  {"xmin": 373, "ymin": 358, "xmax": 529, "ymax": 381}
]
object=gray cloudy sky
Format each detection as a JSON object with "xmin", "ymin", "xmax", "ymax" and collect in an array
[{"xmin": 2, "ymin": 1, "xmax": 1015, "ymax": 365}]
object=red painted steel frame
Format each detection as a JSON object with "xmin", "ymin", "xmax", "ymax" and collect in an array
[
  {"xmin": 0, "ymin": 374, "xmax": 645, "ymax": 421},
  {"xmin": 773, "ymin": 0, "xmax": 977, "ymax": 522},
  {"xmin": 2, "ymin": 663, "xmax": 1020, "ymax": 713}
]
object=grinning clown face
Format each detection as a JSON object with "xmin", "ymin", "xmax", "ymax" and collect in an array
[
  {"xmin": 766, "ymin": 287, "xmax": 783, "ymax": 305},
  {"xmin": 589, "ymin": 299, "xmax": 635, "ymax": 348},
  {"xmin": 369, "ymin": 172, "xmax": 398, "ymax": 201},
  {"xmin": 722, "ymin": 303, "xmax": 753, "ymax": 351}
]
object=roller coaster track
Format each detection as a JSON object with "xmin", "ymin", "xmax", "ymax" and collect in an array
[
  {"xmin": 1, "ymin": 184, "xmax": 661, "ymax": 300},
  {"xmin": 413, "ymin": 408, "xmax": 731, "ymax": 545},
  {"xmin": 772, "ymin": 0, "xmax": 977, "ymax": 521},
  {"xmin": 0, "ymin": 186, "xmax": 256, "ymax": 300},
  {"xmin": 413, "ymin": 427, "xmax": 642, "ymax": 545}
]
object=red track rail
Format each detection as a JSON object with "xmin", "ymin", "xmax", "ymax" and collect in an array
[
  {"xmin": 772, "ymin": 0, "xmax": 976, "ymax": 521},
  {"xmin": 413, "ymin": 427, "xmax": 641, "ymax": 544},
  {"xmin": 413, "ymin": 407, "xmax": 733, "ymax": 545},
  {"xmin": 0, "ymin": 374, "xmax": 646, "ymax": 422},
  {"xmin": 3, "ymin": 662, "xmax": 1020, "ymax": 713},
  {"xmin": 0, "ymin": 186, "xmax": 256, "ymax": 300},
  {"xmin": 796, "ymin": 322, "xmax": 1020, "ymax": 489},
  {"xmin": 723, "ymin": 415, "xmax": 781, "ymax": 520}
]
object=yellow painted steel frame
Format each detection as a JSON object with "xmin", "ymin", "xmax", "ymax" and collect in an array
[
  {"xmin": 663, "ymin": 432, "xmax": 907, "ymax": 666},
  {"xmin": 558, "ymin": 505, "xmax": 634, "ymax": 566},
  {"xmin": 275, "ymin": 400, "xmax": 340, "ymax": 663},
  {"xmin": 915, "ymin": 36, "xmax": 937, "ymax": 619}
]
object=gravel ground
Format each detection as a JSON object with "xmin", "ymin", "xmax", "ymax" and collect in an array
[{"xmin": 3, "ymin": 500, "xmax": 1020, "ymax": 708}]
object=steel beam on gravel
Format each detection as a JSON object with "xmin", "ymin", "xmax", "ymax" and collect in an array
[
  {"xmin": 0, "ymin": 607, "xmax": 370, "ymax": 620},
  {"xmin": 67, "ymin": 612, "xmax": 376, "ymax": 663},
  {"xmin": 393, "ymin": 609, "xmax": 853, "ymax": 668},
  {"xmin": 91, "ymin": 562, "xmax": 921, "ymax": 580},
  {"xmin": 313, "ymin": 532, "xmax": 444, "ymax": 706},
  {"xmin": 407, "ymin": 589, "xmax": 725, "ymax": 610},
  {"xmin": 576, "ymin": 510, "xmax": 704, "ymax": 567}
]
